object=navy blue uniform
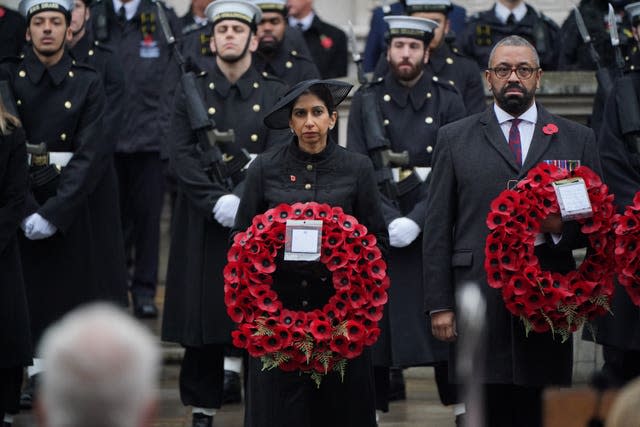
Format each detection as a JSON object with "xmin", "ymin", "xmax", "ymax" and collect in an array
[
  {"xmin": 0, "ymin": 6, "xmax": 26, "ymax": 59},
  {"xmin": 90, "ymin": 0, "xmax": 181, "ymax": 306},
  {"xmin": 253, "ymin": 36, "xmax": 320, "ymax": 86},
  {"xmin": 460, "ymin": 4, "xmax": 560, "ymax": 70}
]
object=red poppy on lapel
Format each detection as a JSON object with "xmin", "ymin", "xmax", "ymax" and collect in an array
[
  {"xmin": 320, "ymin": 34, "xmax": 333, "ymax": 49},
  {"xmin": 542, "ymin": 123, "xmax": 558, "ymax": 135},
  {"xmin": 0, "ymin": 7, "xmax": 5, "ymax": 18}
]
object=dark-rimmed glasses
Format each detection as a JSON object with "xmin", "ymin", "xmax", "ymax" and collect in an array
[{"xmin": 487, "ymin": 66, "xmax": 540, "ymax": 80}]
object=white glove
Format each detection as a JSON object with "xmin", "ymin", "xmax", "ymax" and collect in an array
[
  {"xmin": 388, "ymin": 217, "xmax": 421, "ymax": 248},
  {"xmin": 22, "ymin": 213, "xmax": 58, "ymax": 240},
  {"xmin": 213, "ymin": 194, "xmax": 241, "ymax": 228}
]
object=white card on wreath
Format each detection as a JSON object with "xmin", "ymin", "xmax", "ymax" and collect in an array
[
  {"xmin": 552, "ymin": 178, "xmax": 593, "ymax": 220},
  {"xmin": 284, "ymin": 219, "xmax": 323, "ymax": 261}
]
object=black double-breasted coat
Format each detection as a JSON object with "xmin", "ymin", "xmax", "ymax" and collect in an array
[
  {"xmin": 161, "ymin": 64, "xmax": 288, "ymax": 346},
  {"xmin": 347, "ymin": 71, "xmax": 466, "ymax": 367},
  {"xmin": 253, "ymin": 36, "xmax": 321, "ymax": 87},
  {"xmin": 298, "ymin": 14, "xmax": 348, "ymax": 79},
  {"xmin": 0, "ymin": 48, "xmax": 108, "ymax": 343},
  {"xmin": 588, "ymin": 73, "xmax": 640, "ymax": 351},
  {"xmin": 233, "ymin": 138, "xmax": 388, "ymax": 427},
  {"xmin": 0, "ymin": 124, "xmax": 31, "ymax": 368},
  {"xmin": 423, "ymin": 104, "xmax": 601, "ymax": 386}
]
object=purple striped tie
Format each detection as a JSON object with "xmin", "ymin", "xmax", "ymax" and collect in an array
[{"xmin": 508, "ymin": 118, "xmax": 522, "ymax": 165}]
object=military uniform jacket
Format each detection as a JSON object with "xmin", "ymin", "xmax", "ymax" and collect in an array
[
  {"xmin": 300, "ymin": 14, "xmax": 348, "ymax": 79},
  {"xmin": 161, "ymin": 64, "xmax": 289, "ymax": 346},
  {"xmin": 0, "ymin": 6, "xmax": 25, "ymax": 60},
  {"xmin": 460, "ymin": 4, "xmax": 561, "ymax": 71},
  {"xmin": 69, "ymin": 34, "xmax": 128, "ymax": 306},
  {"xmin": 347, "ymin": 71, "xmax": 465, "ymax": 367},
  {"xmin": 423, "ymin": 104, "xmax": 600, "ymax": 386},
  {"xmin": 90, "ymin": 0, "xmax": 180, "ymax": 155},
  {"xmin": 0, "ymin": 124, "xmax": 32, "ymax": 368},
  {"xmin": 233, "ymin": 139, "xmax": 387, "ymax": 427},
  {"xmin": 588, "ymin": 73, "xmax": 640, "ymax": 351},
  {"xmin": 180, "ymin": 21, "xmax": 213, "ymax": 74},
  {"xmin": 0, "ymin": 48, "xmax": 108, "ymax": 343},
  {"xmin": 253, "ymin": 36, "xmax": 321, "ymax": 87}
]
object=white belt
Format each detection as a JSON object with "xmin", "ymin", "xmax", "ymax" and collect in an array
[
  {"xmin": 28, "ymin": 151, "xmax": 74, "ymax": 167},
  {"xmin": 391, "ymin": 167, "xmax": 431, "ymax": 183}
]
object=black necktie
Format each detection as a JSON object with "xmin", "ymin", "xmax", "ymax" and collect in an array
[
  {"xmin": 118, "ymin": 5, "xmax": 126, "ymax": 26},
  {"xmin": 506, "ymin": 13, "xmax": 516, "ymax": 26},
  {"xmin": 296, "ymin": 22, "xmax": 304, "ymax": 32}
]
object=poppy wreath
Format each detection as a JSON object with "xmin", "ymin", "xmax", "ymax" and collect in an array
[
  {"xmin": 485, "ymin": 163, "xmax": 616, "ymax": 340},
  {"xmin": 224, "ymin": 202, "xmax": 388, "ymax": 386},
  {"xmin": 613, "ymin": 192, "xmax": 640, "ymax": 306}
]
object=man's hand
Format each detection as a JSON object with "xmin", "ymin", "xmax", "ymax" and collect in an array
[
  {"xmin": 539, "ymin": 213, "xmax": 562, "ymax": 234},
  {"xmin": 22, "ymin": 213, "xmax": 58, "ymax": 240},
  {"xmin": 388, "ymin": 217, "xmax": 421, "ymax": 248},
  {"xmin": 213, "ymin": 194, "xmax": 241, "ymax": 228},
  {"xmin": 431, "ymin": 310, "xmax": 457, "ymax": 342}
]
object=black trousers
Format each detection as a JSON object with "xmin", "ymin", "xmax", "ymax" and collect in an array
[
  {"xmin": 114, "ymin": 152, "xmax": 164, "ymax": 297},
  {"xmin": 602, "ymin": 345, "xmax": 640, "ymax": 387},
  {"xmin": 180, "ymin": 345, "xmax": 224, "ymax": 409},
  {"xmin": 0, "ymin": 367, "xmax": 23, "ymax": 415},
  {"xmin": 483, "ymin": 384, "xmax": 542, "ymax": 427}
]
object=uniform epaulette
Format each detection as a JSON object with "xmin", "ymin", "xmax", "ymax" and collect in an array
[
  {"xmin": 431, "ymin": 75, "xmax": 459, "ymax": 93},
  {"xmin": 70, "ymin": 60, "xmax": 100, "ymax": 74},
  {"xmin": 93, "ymin": 40, "xmax": 114, "ymax": 53},
  {"xmin": 259, "ymin": 70, "xmax": 285, "ymax": 84},
  {"xmin": 288, "ymin": 49, "xmax": 315, "ymax": 63},
  {"xmin": 182, "ymin": 22, "xmax": 206, "ymax": 36}
]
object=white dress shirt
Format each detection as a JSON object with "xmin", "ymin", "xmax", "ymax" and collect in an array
[
  {"xmin": 494, "ymin": 102, "xmax": 537, "ymax": 164},
  {"xmin": 288, "ymin": 12, "xmax": 315, "ymax": 32},
  {"xmin": 113, "ymin": 0, "xmax": 141, "ymax": 21},
  {"xmin": 494, "ymin": 1, "xmax": 527, "ymax": 24}
]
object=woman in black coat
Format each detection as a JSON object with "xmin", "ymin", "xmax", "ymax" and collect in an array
[
  {"xmin": 0, "ymin": 98, "xmax": 31, "ymax": 425},
  {"xmin": 233, "ymin": 79, "xmax": 389, "ymax": 427}
]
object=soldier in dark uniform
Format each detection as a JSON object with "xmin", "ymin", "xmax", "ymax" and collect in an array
[
  {"xmin": 160, "ymin": 1, "xmax": 288, "ymax": 426},
  {"xmin": 347, "ymin": 15, "xmax": 466, "ymax": 423},
  {"xmin": 68, "ymin": 0, "xmax": 128, "ymax": 306},
  {"xmin": 252, "ymin": 0, "xmax": 320, "ymax": 86},
  {"xmin": 559, "ymin": 0, "xmax": 633, "ymax": 71},
  {"xmin": 0, "ymin": 96, "xmax": 31, "ymax": 427},
  {"xmin": 286, "ymin": 0, "xmax": 348, "ymax": 79},
  {"xmin": 179, "ymin": 0, "xmax": 211, "ymax": 28},
  {"xmin": 587, "ymin": 0, "xmax": 640, "ymax": 387},
  {"xmin": 0, "ymin": 4, "xmax": 26, "ymax": 59},
  {"xmin": 373, "ymin": 0, "xmax": 486, "ymax": 115},
  {"xmin": 0, "ymin": 0, "xmax": 109, "ymax": 407},
  {"xmin": 89, "ymin": 0, "xmax": 181, "ymax": 318},
  {"xmin": 460, "ymin": 0, "xmax": 561, "ymax": 71}
]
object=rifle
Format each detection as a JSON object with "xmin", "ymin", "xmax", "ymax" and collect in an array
[
  {"xmin": 347, "ymin": 21, "xmax": 409, "ymax": 201},
  {"xmin": 573, "ymin": 5, "xmax": 614, "ymax": 93},
  {"xmin": 92, "ymin": 0, "xmax": 110, "ymax": 42},
  {"xmin": 607, "ymin": 3, "xmax": 626, "ymax": 76},
  {"xmin": 154, "ymin": 0, "xmax": 248, "ymax": 190}
]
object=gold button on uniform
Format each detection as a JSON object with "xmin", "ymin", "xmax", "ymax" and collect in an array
[
  {"xmin": 291, "ymin": 50, "xmax": 298, "ymax": 56},
  {"xmin": 301, "ymin": 300, "xmax": 309, "ymax": 307},
  {"xmin": 383, "ymin": 94, "xmax": 391, "ymax": 102},
  {"xmin": 60, "ymin": 133, "xmax": 67, "ymax": 141},
  {"xmin": 446, "ymin": 57, "xmax": 454, "ymax": 65},
  {"xmin": 64, "ymin": 101, "xmax": 72, "ymax": 109},
  {"xmin": 426, "ymin": 92, "xmax": 432, "ymax": 99},
  {"xmin": 432, "ymin": 76, "xmax": 439, "ymax": 82},
  {"xmin": 425, "ymin": 117, "xmax": 434, "ymax": 124},
  {"xmin": 209, "ymin": 82, "xmax": 215, "ymax": 90},
  {"xmin": 68, "ymin": 71, "xmax": 74, "ymax": 77},
  {"xmin": 285, "ymin": 61, "xmax": 293, "ymax": 69},
  {"xmin": 253, "ymin": 104, "xmax": 261, "ymax": 112},
  {"xmin": 383, "ymin": 119, "xmax": 390, "ymax": 126},
  {"xmin": 253, "ymin": 82, "xmax": 259, "ymax": 88},
  {"xmin": 88, "ymin": 49, "xmax": 95, "ymax": 56},
  {"xmin": 18, "ymin": 70, "xmax": 26, "ymax": 77},
  {"xmin": 208, "ymin": 107, "xmax": 215, "ymax": 115},
  {"xmin": 306, "ymin": 164, "xmax": 313, "ymax": 171},
  {"xmin": 304, "ymin": 183, "xmax": 312, "ymax": 190},
  {"xmin": 426, "ymin": 146, "xmax": 433, "ymax": 153},
  {"xmin": 301, "ymin": 280, "xmax": 308, "ymax": 288},
  {"xmin": 251, "ymin": 134, "xmax": 258, "ymax": 142},
  {"xmin": 449, "ymin": 80, "xmax": 455, "ymax": 86},
  {"xmin": 16, "ymin": 99, "xmax": 22, "ymax": 106},
  {"xmin": 262, "ymin": 71, "xmax": 268, "ymax": 77}
]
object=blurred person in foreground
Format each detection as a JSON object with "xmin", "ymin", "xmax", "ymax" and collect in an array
[
  {"xmin": 35, "ymin": 303, "xmax": 160, "ymax": 427},
  {"xmin": 606, "ymin": 377, "xmax": 640, "ymax": 427},
  {"xmin": 0, "ymin": 92, "xmax": 31, "ymax": 427}
]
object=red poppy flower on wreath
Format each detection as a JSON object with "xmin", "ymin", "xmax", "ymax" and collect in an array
[
  {"xmin": 542, "ymin": 123, "xmax": 559, "ymax": 135},
  {"xmin": 613, "ymin": 191, "xmax": 640, "ymax": 306},
  {"xmin": 224, "ymin": 202, "xmax": 388, "ymax": 385},
  {"xmin": 485, "ymin": 163, "xmax": 616, "ymax": 340}
]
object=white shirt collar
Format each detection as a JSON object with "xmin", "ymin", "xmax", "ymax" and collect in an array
[
  {"xmin": 288, "ymin": 11, "xmax": 315, "ymax": 32},
  {"xmin": 494, "ymin": 102, "xmax": 537, "ymax": 125},
  {"xmin": 113, "ymin": 0, "xmax": 141, "ymax": 21},
  {"xmin": 193, "ymin": 14, "xmax": 208, "ymax": 25},
  {"xmin": 494, "ymin": 1, "xmax": 527, "ymax": 24}
]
